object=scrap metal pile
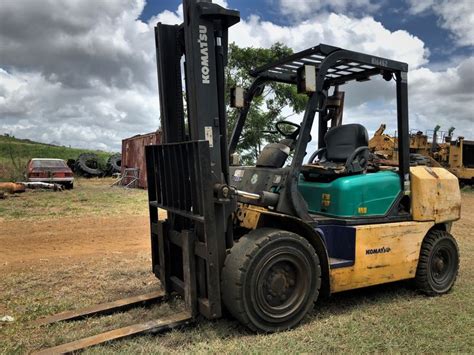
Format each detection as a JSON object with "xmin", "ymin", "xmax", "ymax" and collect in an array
[
  {"xmin": 369, "ymin": 123, "xmax": 474, "ymax": 185},
  {"xmin": 0, "ymin": 182, "xmax": 64, "ymax": 197}
]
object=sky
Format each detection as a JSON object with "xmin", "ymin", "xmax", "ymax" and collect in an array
[{"xmin": 0, "ymin": 0, "xmax": 473, "ymax": 151}]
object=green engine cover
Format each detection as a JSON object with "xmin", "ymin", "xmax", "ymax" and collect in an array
[{"xmin": 298, "ymin": 171, "xmax": 401, "ymax": 217}]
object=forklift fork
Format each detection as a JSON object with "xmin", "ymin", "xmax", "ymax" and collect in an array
[{"xmin": 32, "ymin": 291, "xmax": 193, "ymax": 354}]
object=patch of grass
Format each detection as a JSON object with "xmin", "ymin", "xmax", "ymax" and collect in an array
[
  {"xmin": 1, "ymin": 243, "xmax": 472, "ymax": 353},
  {"xmin": 0, "ymin": 178, "xmax": 148, "ymax": 220}
]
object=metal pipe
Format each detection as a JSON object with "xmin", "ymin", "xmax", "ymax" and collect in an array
[{"xmin": 234, "ymin": 190, "xmax": 260, "ymax": 200}]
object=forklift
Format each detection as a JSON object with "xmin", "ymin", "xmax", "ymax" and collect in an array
[
  {"xmin": 147, "ymin": 0, "xmax": 461, "ymax": 332},
  {"xmin": 34, "ymin": 0, "xmax": 461, "ymax": 351}
]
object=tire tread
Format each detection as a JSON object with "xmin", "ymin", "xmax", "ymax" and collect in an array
[
  {"xmin": 221, "ymin": 228, "xmax": 321, "ymax": 332},
  {"xmin": 415, "ymin": 229, "xmax": 459, "ymax": 296}
]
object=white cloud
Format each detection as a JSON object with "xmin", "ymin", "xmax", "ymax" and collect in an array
[
  {"xmin": 0, "ymin": 69, "xmax": 159, "ymax": 151},
  {"xmin": 409, "ymin": 57, "xmax": 474, "ymax": 137},
  {"xmin": 0, "ymin": 0, "xmax": 159, "ymax": 151},
  {"xmin": 230, "ymin": 14, "xmax": 428, "ymax": 69},
  {"xmin": 406, "ymin": 0, "xmax": 434, "ymax": 14},
  {"xmin": 406, "ymin": 0, "xmax": 474, "ymax": 47},
  {"xmin": 278, "ymin": 0, "xmax": 380, "ymax": 17}
]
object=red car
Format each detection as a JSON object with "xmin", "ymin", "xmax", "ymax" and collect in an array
[{"xmin": 27, "ymin": 158, "xmax": 74, "ymax": 189}]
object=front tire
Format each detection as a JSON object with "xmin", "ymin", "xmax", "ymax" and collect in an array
[
  {"xmin": 221, "ymin": 228, "xmax": 321, "ymax": 332},
  {"xmin": 415, "ymin": 230, "xmax": 459, "ymax": 296}
]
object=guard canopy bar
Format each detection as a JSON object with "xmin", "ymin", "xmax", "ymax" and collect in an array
[{"xmin": 250, "ymin": 44, "xmax": 408, "ymax": 86}]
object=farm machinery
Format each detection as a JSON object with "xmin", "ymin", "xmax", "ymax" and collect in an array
[
  {"xmin": 369, "ymin": 124, "xmax": 474, "ymax": 186},
  {"xmin": 35, "ymin": 0, "xmax": 462, "ymax": 352}
]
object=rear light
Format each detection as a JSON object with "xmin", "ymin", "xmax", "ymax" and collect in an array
[{"xmin": 56, "ymin": 172, "xmax": 73, "ymax": 177}]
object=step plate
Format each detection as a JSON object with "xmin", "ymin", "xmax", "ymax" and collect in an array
[{"xmin": 329, "ymin": 257, "xmax": 354, "ymax": 268}]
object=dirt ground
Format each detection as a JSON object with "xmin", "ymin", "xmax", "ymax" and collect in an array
[
  {"xmin": 0, "ymin": 184, "xmax": 473, "ymax": 353},
  {"xmin": 1, "ymin": 216, "xmax": 149, "ymax": 271}
]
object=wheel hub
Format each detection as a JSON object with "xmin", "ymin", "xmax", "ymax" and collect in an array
[
  {"xmin": 434, "ymin": 257, "xmax": 445, "ymax": 273},
  {"xmin": 431, "ymin": 247, "xmax": 453, "ymax": 283},
  {"xmin": 262, "ymin": 263, "xmax": 297, "ymax": 306},
  {"xmin": 269, "ymin": 274, "xmax": 286, "ymax": 295}
]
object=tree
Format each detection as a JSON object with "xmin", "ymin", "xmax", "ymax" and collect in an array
[{"xmin": 226, "ymin": 43, "xmax": 308, "ymax": 165}]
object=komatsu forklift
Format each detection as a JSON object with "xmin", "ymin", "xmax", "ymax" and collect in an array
[
  {"xmin": 34, "ymin": 1, "xmax": 461, "ymax": 351},
  {"xmin": 146, "ymin": 0, "xmax": 461, "ymax": 333}
]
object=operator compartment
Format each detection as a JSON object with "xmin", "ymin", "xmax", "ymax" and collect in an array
[{"xmin": 298, "ymin": 171, "xmax": 401, "ymax": 218}]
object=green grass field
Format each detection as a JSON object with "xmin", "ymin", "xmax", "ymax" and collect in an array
[
  {"xmin": 0, "ymin": 134, "xmax": 114, "ymax": 181},
  {"xmin": 0, "ymin": 181, "xmax": 473, "ymax": 353}
]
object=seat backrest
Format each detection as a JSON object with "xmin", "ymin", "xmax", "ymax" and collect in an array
[
  {"xmin": 325, "ymin": 124, "xmax": 368, "ymax": 162},
  {"xmin": 256, "ymin": 142, "xmax": 290, "ymax": 168}
]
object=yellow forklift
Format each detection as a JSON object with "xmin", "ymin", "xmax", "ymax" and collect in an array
[
  {"xmin": 35, "ymin": 0, "xmax": 461, "ymax": 351},
  {"xmin": 146, "ymin": 0, "xmax": 461, "ymax": 332}
]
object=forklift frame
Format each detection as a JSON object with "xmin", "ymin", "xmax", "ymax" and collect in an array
[{"xmin": 147, "ymin": 0, "xmax": 413, "ymax": 321}]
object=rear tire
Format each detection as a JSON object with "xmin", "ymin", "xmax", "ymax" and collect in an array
[
  {"xmin": 415, "ymin": 230, "xmax": 459, "ymax": 296},
  {"xmin": 221, "ymin": 228, "xmax": 321, "ymax": 332}
]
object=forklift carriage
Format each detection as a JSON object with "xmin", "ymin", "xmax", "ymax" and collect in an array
[{"xmin": 146, "ymin": 0, "xmax": 461, "ymax": 333}]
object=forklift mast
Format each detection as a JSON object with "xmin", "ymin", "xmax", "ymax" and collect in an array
[
  {"xmin": 156, "ymin": 0, "xmax": 239, "ymax": 173},
  {"xmin": 147, "ymin": 0, "xmax": 239, "ymax": 319}
]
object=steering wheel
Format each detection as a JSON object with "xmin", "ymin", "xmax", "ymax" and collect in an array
[{"xmin": 275, "ymin": 121, "xmax": 301, "ymax": 140}]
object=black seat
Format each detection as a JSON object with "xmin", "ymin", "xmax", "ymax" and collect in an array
[
  {"xmin": 256, "ymin": 141, "xmax": 292, "ymax": 168},
  {"xmin": 302, "ymin": 123, "xmax": 369, "ymax": 178}
]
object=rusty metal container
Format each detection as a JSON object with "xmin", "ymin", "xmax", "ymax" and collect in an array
[{"xmin": 121, "ymin": 131, "xmax": 162, "ymax": 188}]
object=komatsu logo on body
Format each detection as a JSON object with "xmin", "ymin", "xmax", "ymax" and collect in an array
[
  {"xmin": 198, "ymin": 25, "xmax": 210, "ymax": 84},
  {"xmin": 366, "ymin": 246, "xmax": 391, "ymax": 255}
]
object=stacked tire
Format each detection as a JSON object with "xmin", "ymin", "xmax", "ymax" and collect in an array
[
  {"xmin": 106, "ymin": 154, "xmax": 122, "ymax": 175},
  {"xmin": 74, "ymin": 153, "xmax": 103, "ymax": 177}
]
